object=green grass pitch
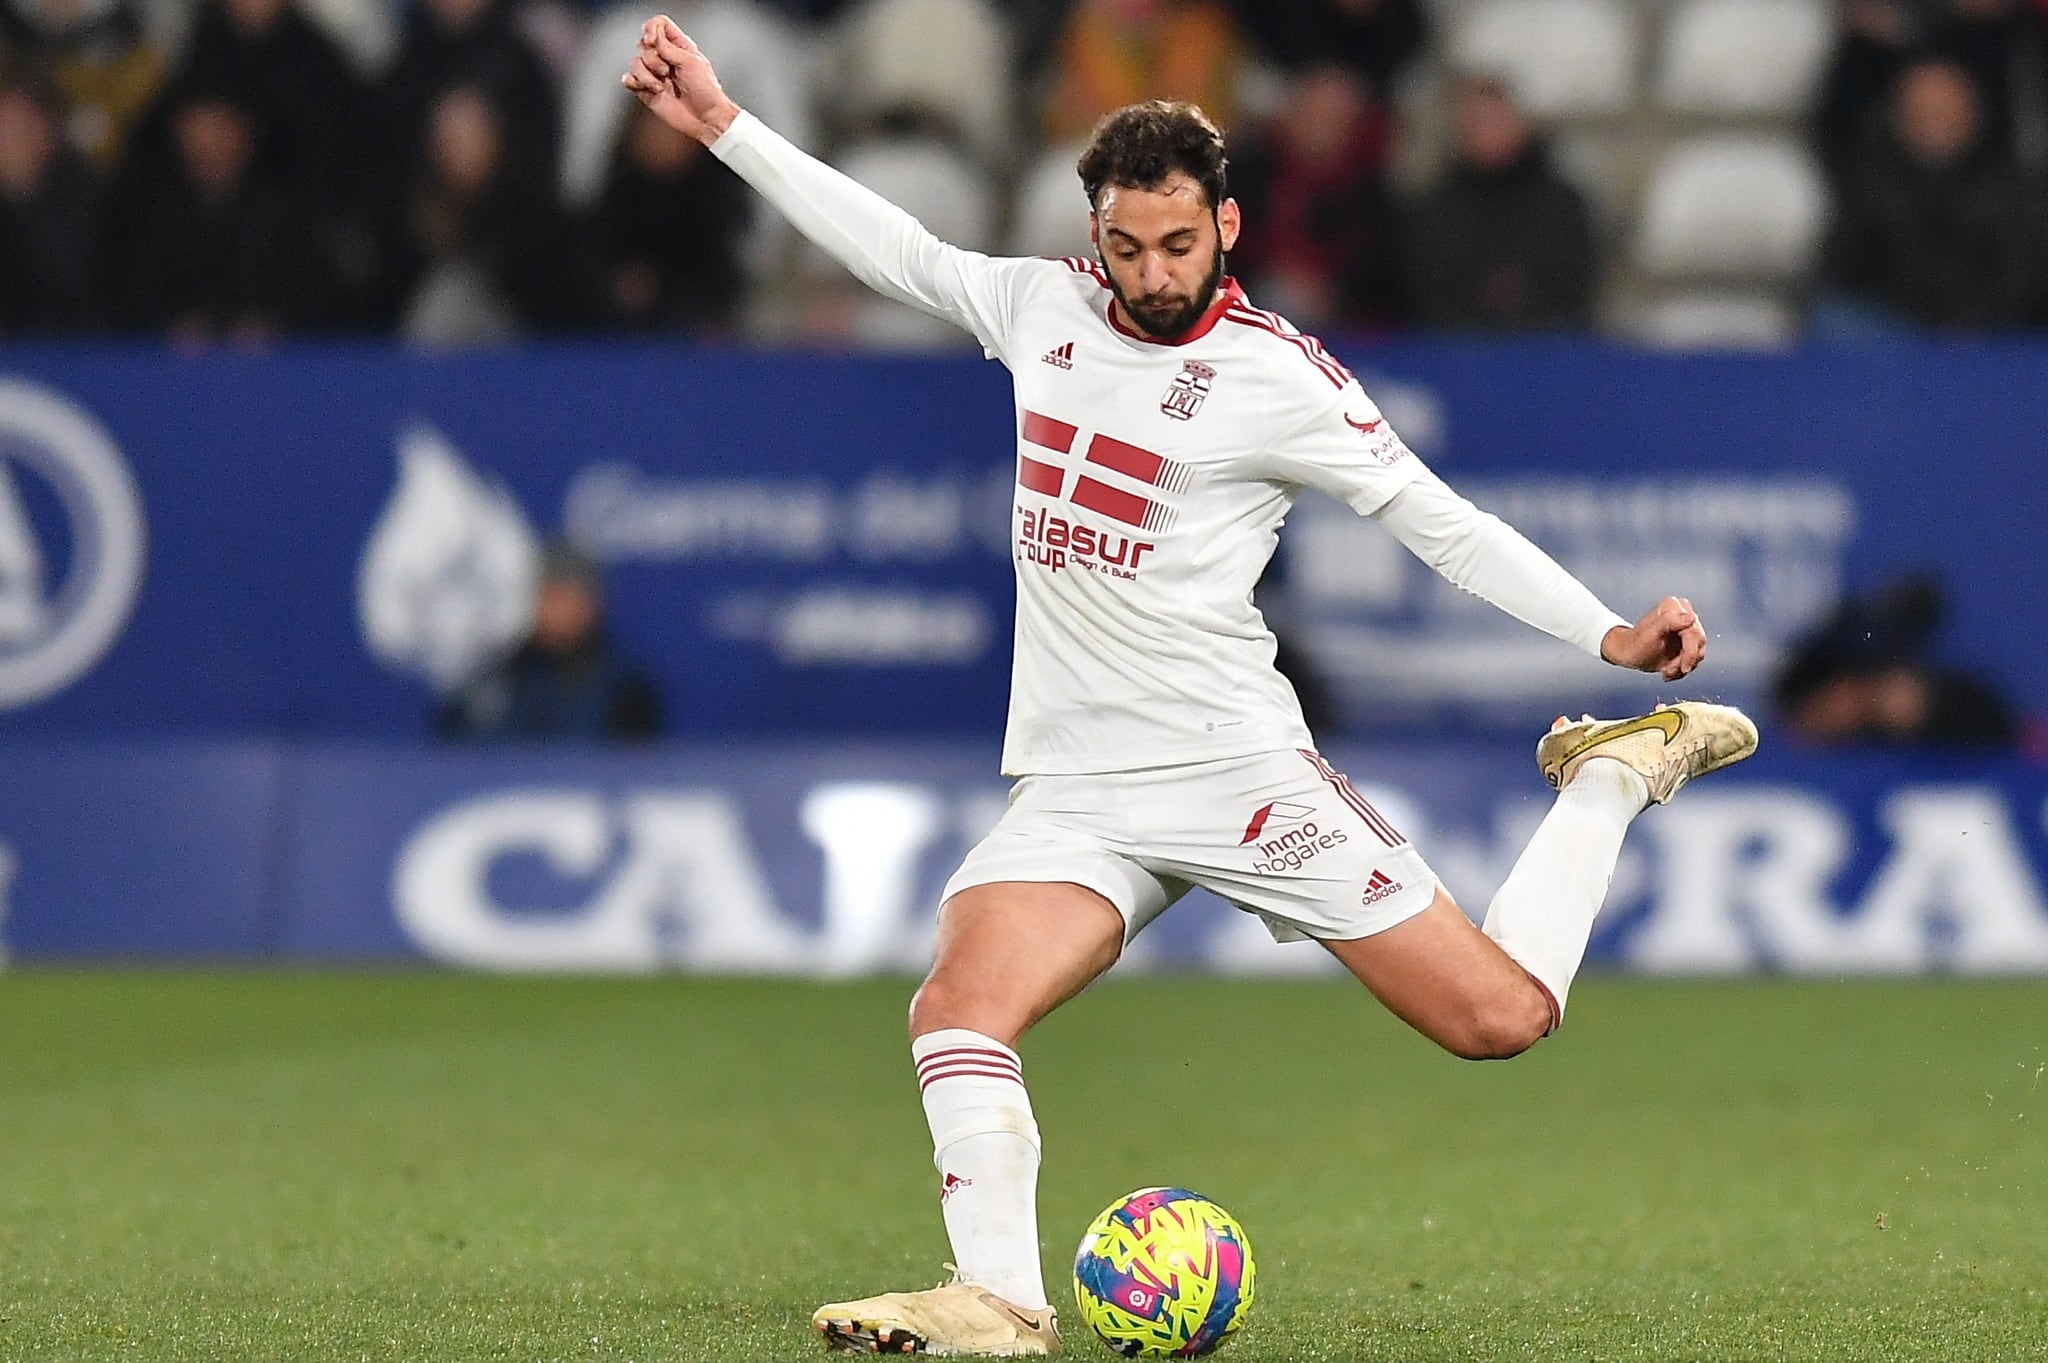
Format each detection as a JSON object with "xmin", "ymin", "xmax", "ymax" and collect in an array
[{"xmin": 3, "ymin": 972, "xmax": 2045, "ymax": 1361}]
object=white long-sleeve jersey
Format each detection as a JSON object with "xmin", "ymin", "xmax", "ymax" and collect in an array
[{"xmin": 711, "ymin": 111, "xmax": 1627, "ymax": 776}]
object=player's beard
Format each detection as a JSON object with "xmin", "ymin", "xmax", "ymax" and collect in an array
[{"xmin": 1105, "ymin": 243, "xmax": 1226, "ymax": 340}]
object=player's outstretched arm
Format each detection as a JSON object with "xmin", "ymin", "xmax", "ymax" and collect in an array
[
  {"xmin": 1372, "ymin": 473, "xmax": 1709, "ymax": 681},
  {"xmin": 1264, "ymin": 380, "xmax": 1709, "ymax": 682},
  {"xmin": 1599, "ymin": 597, "xmax": 1707, "ymax": 682},
  {"xmin": 623, "ymin": 14, "xmax": 1026, "ymax": 352}
]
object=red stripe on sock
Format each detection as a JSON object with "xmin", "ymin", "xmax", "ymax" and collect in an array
[
  {"xmin": 915, "ymin": 1046, "xmax": 1020, "ymax": 1069},
  {"xmin": 917, "ymin": 1065, "xmax": 1026, "ymax": 1090}
]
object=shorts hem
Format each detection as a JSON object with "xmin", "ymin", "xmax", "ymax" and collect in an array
[
  {"xmin": 939, "ymin": 864, "xmax": 1150, "ymax": 942},
  {"xmin": 1291, "ymin": 878, "xmax": 1441, "ymax": 944}
]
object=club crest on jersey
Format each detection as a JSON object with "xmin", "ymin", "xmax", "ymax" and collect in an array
[{"xmin": 1160, "ymin": 361, "xmax": 1216, "ymax": 421}]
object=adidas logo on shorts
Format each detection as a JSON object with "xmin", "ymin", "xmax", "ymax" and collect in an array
[{"xmin": 1360, "ymin": 869, "xmax": 1404, "ymax": 906}]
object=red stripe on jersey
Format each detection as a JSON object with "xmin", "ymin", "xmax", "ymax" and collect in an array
[
  {"xmin": 1022, "ymin": 410, "xmax": 1078, "ymax": 453},
  {"xmin": 1299, "ymin": 750, "xmax": 1404, "ymax": 847},
  {"xmin": 1342, "ymin": 777, "xmax": 1404, "ymax": 847},
  {"xmin": 1059, "ymin": 255, "xmax": 1107, "ymax": 284},
  {"xmin": 1071, "ymin": 476, "xmax": 1153, "ymax": 528},
  {"xmin": 1018, "ymin": 455, "xmax": 1065, "ymax": 497},
  {"xmin": 1227, "ymin": 306, "xmax": 1351, "ymax": 388},
  {"xmin": 1084, "ymin": 433, "xmax": 1166, "ymax": 485},
  {"xmin": 1224, "ymin": 307, "xmax": 1354, "ymax": 390}
]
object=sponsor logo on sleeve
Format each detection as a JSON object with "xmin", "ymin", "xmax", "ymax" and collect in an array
[{"xmin": 1344, "ymin": 409, "xmax": 1409, "ymax": 466}]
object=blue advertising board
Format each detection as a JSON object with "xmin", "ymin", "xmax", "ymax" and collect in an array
[
  {"xmin": 0, "ymin": 341, "xmax": 2041, "ymax": 738},
  {"xmin": 5, "ymin": 741, "xmax": 2046, "ymax": 976}
]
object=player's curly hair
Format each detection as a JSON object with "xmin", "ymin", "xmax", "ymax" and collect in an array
[{"xmin": 1076, "ymin": 101, "xmax": 1228, "ymax": 214}]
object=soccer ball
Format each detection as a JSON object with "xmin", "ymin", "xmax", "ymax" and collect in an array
[{"xmin": 1072, "ymin": 1187, "xmax": 1255, "ymax": 1357}]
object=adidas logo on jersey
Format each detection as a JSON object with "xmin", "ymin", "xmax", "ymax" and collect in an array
[
  {"xmin": 1041, "ymin": 341, "xmax": 1075, "ymax": 370},
  {"xmin": 1360, "ymin": 870, "xmax": 1405, "ymax": 906}
]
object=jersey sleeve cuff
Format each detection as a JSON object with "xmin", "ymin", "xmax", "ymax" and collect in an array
[
  {"xmin": 707, "ymin": 108, "xmax": 761, "ymax": 161},
  {"xmin": 1583, "ymin": 611, "xmax": 1630, "ymax": 659}
]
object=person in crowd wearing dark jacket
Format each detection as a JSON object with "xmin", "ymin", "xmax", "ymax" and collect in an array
[
  {"xmin": 375, "ymin": 0, "xmax": 556, "ymax": 198},
  {"xmin": 0, "ymin": 71, "xmax": 105, "ymax": 332},
  {"xmin": 1773, "ymin": 573, "xmax": 2020, "ymax": 749},
  {"xmin": 109, "ymin": 0, "xmax": 375, "ymax": 324},
  {"xmin": 1227, "ymin": 0, "xmax": 1428, "ymax": 91},
  {"xmin": 1814, "ymin": 0, "xmax": 2048, "ymax": 181},
  {"xmin": 1227, "ymin": 65, "xmax": 1402, "ymax": 330},
  {"xmin": 438, "ymin": 542, "xmax": 662, "ymax": 742},
  {"xmin": 114, "ymin": 79, "xmax": 322, "ymax": 342},
  {"xmin": 1924, "ymin": 0, "xmax": 2048, "ymax": 169},
  {"xmin": 382, "ymin": 82, "xmax": 584, "ymax": 339},
  {"xmin": 1820, "ymin": 57, "xmax": 2046, "ymax": 330},
  {"xmin": 589, "ymin": 100, "xmax": 751, "ymax": 333},
  {"xmin": 171, "ymin": 0, "xmax": 363, "ymax": 207},
  {"xmin": 1402, "ymin": 73, "xmax": 1597, "ymax": 331}
]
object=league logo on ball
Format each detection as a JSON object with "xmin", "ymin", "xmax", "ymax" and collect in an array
[{"xmin": 1073, "ymin": 1187, "xmax": 1255, "ymax": 1357}]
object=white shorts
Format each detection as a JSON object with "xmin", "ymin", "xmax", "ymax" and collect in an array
[{"xmin": 942, "ymin": 748, "xmax": 1441, "ymax": 944}]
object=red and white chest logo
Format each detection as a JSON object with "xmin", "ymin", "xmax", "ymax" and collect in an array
[
  {"xmin": 1017, "ymin": 412, "xmax": 1192, "ymax": 533},
  {"xmin": 1161, "ymin": 361, "xmax": 1216, "ymax": 421},
  {"xmin": 1014, "ymin": 412, "xmax": 1194, "ymax": 579}
]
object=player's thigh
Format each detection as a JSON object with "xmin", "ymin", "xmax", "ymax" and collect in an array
[
  {"xmin": 911, "ymin": 880, "xmax": 1127, "ymax": 1048},
  {"xmin": 1322, "ymin": 888, "xmax": 1552, "ymax": 1060}
]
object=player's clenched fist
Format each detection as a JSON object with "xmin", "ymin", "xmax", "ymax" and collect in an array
[
  {"xmin": 1601, "ymin": 595, "xmax": 1709, "ymax": 681},
  {"xmin": 621, "ymin": 14, "xmax": 741, "ymax": 145}
]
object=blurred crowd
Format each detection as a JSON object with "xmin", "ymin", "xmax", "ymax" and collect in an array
[{"xmin": 4, "ymin": 0, "xmax": 2048, "ymax": 345}]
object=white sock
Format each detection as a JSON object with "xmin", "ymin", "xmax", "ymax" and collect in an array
[
  {"xmin": 1482, "ymin": 757, "xmax": 1649, "ymax": 1027},
  {"xmin": 912, "ymin": 1028, "xmax": 1048, "ymax": 1310}
]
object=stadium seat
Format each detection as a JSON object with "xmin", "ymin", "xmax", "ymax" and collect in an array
[
  {"xmin": 824, "ymin": 135, "xmax": 998, "ymax": 348},
  {"xmin": 1656, "ymin": 0, "xmax": 1833, "ymax": 116},
  {"xmin": 833, "ymin": 0, "xmax": 1013, "ymax": 164},
  {"xmin": 1549, "ymin": 128, "xmax": 1643, "ymax": 234},
  {"xmin": 1634, "ymin": 136, "xmax": 1827, "ymax": 279},
  {"xmin": 1447, "ymin": 0, "xmax": 1641, "ymax": 117},
  {"xmin": 1004, "ymin": 141, "xmax": 1093, "ymax": 260},
  {"xmin": 1634, "ymin": 291, "xmax": 1800, "ymax": 350},
  {"xmin": 560, "ymin": 0, "xmax": 817, "ymax": 208}
]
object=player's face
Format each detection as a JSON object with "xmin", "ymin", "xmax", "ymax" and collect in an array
[{"xmin": 1092, "ymin": 175, "xmax": 1242, "ymax": 339}]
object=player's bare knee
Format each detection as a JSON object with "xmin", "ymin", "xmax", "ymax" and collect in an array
[
  {"xmin": 1443, "ymin": 991, "xmax": 1549, "ymax": 1061},
  {"xmin": 909, "ymin": 972, "xmax": 1017, "ymax": 1046},
  {"xmin": 907, "ymin": 973, "xmax": 958, "ymax": 1038}
]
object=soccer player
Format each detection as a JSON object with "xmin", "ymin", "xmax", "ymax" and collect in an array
[{"xmin": 625, "ymin": 20, "xmax": 1758, "ymax": 1356}]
